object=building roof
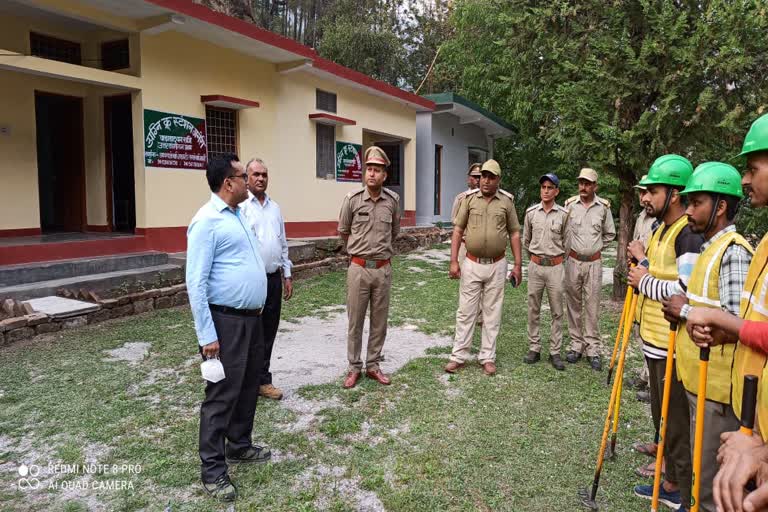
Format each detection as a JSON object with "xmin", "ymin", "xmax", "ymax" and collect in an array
[
  {"xmin": 422, "ymin": 92, "xmax": 515, "ymax": 137},
  {"xmin": 143, "ymin": 0, "xmax": 435, "ymax": 111}
]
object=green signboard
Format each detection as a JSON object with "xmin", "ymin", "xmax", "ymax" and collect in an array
[
  {"xmin": 336, "ymin": 141, "xmax": 362, "ymax": 182},
  {"xmin": 144, "ymin": 109, "xmax": 207, "ymax": 170}
]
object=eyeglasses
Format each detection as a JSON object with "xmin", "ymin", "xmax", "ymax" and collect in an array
[{"xmin": 228, "ymin": 173, "xmax": 247, "ymax": 183}]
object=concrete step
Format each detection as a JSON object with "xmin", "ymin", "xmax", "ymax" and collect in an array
[
  {"xmin": 0, "ymin": 252, "xmax": 169, "ymax": 287},
  {"xmin": 0, "ymin": 264, "xmax": 183, "ymax": 301}
]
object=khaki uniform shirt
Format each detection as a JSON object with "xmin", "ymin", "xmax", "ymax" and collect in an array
[
  {"xmin": 633, "ymin": 209, "xmax": 656, "ymax": 249},
  {"xmin": 564, "ymin": 195, "xmax": 616, "ymax": 256},
  {"xmin": 451, "ymin": 188, "xmax": 476, "ymax": 224},
  {"xmin": 523, "ymin": 202, "xmax": 568, "ymax": 258},
  {"xmin": 454, "ymin": 189, "xmax": 520, "ymax": 258},
  {"xmin": 338, "ymin": 187, "xmax": 400, "ymax": 260}
]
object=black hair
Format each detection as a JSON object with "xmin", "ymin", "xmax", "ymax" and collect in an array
[
  {"xmin": 722, "ymin": 194, "xmax": 740, "ymax": 221},
  {"xmin": 206, "ymin": 153, "xmax": 239, "ymax": 192},
  {"xmin": 672, "ymin": 186, "xmax": 688, "ymax": 206}
]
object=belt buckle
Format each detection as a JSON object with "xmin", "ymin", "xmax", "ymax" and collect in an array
[
  {"xmin": 478, "ymin": 257, "xmax": 493, "ymax": 264},
  {"xmin": 365, "ymin": 260, "xmax": 378, "ymax": 269},
  {"xmin": 540, "ymin": 257, "xmax": 551, "ymax": 266}
]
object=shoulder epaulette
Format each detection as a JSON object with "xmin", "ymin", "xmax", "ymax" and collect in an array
[
  {"xmin": 525, "ymin": 203, "xmax": 541, "ymax": 213},
  {"xmin": 564, "ymin": 195, "xmax": 579, "ymax": 206},
  {"xmin": 555, "ymin": 204, "xmax": 568, "ymax": 212},
  {"xmin": 598, "ymin": 197, "xmax": 611, "ymax": 208},
  {"xmin": 382, "ymin": 187, "xmax": 400, "ymax": 201},
  {"xmin": 498, "ymin": 189, "xmax": 514, "ymax": 200},
  {"xmin": 346, "ymin": 189, "xmax": 365, "ymax": 198}
]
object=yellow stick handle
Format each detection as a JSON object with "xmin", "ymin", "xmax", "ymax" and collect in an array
[
  {"xmin": 651, "ymin": 325, "xmax": 678, "ymax": 512},
  {"xmin": 607, "ymin": 283, "xmax": 633, "ymax": 384},
  {"xmin": 691, "ymin": 347, "xmax": 710, "ymax": 512}
]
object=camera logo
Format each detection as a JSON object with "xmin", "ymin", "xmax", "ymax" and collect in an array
[{"xmin": 17, "ymin": 463, "xmax": 41, "ymax": 490}]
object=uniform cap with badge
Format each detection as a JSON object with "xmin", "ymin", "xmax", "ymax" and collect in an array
[
  {"xmin": 577, "ymin": 168, "xmax": 598, "ymax": 183},
  {"xmin": 469, "ymin": 163, "xmax": 482, "ymax": 176},
  {"xmin": 364, "ymin": 146, "xmax": 391, "ymax": 167},
  {"xmin": 481, "ymin": 159, "xmax": 502, "ymax": 176}
]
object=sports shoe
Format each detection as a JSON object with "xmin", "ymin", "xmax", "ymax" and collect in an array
[
  {"xmin": 202, "ymin": 473, "xmax": 238, "ymax": 501},
  {"xmin": 523, "ymin": 351, "xmax": 541, "ymax": 364},
  {"xmin": 633, "ymin": 483, "xmax": 681, "ymax": 510},
  {"xmin": 225, "ymin": 444, "xmax": 271, "ymax": 465},
  {"xmin": 566, "ymin": 350, "xmax": 582, "ymax": 363},
  {"xmin": 589, "ymin": 356, "xmax": 602, "ymax": 371}
]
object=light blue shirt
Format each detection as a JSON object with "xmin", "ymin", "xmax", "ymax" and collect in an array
[
  {"xmin": 186, "ymin": 193, "xmax": 267, "ymax": 346},
  {"xmin": 240, "ymin": 191, "xmax": 293, "ymax": 277}
]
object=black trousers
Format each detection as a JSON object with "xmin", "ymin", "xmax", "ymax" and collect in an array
[
  {"xmin": 260, "ymin": 271, "xmax": 283, "ymax": 386},
  {"xmin": 199, "ymin": 308, "xmax": 264, "ymax": 482}
]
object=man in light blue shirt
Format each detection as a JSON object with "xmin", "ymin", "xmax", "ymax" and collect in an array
[
  {"xmin": 240, "ymin": 158, "xmax": 294, "ymax": 401},
  {"xmin": 186, "ymin": 153, "xmax": 269, "ymax": 502}
]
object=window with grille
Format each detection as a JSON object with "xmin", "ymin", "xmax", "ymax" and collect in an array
[
  {"xmin": 316, "ymin": 89, "xmax": 337, "ymax": 113},
  {"xmin": 205, "ymin": 106, "xmax": 238, "ymax": 158},
  {"xmin": 101, "ymin": 39, "xmax": 129, "ymax": 71},
  {"xmin": 316, "ymin": 124, "xmax": 335, "ymax": 179},
  {"xmin": 30, "ymin": 32, "xmax": 81, "ymax": 65}
]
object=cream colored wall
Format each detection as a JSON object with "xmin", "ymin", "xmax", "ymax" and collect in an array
[
  {"xmin": 272, "ymin": 73, "xmax": 417, "ymax": 223},
  {"xmin": 138, "ymin": 30, "xmax": 278, "ymax": 228}
]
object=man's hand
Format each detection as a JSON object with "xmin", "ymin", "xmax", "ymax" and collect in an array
[
  {"xmin": 744, "ymin": 478, "xmax": 768, "ymax": 512},
  {"xmin": 627, "ymin": 265, "xmax": 649, "ymax": 289},
  {"xmin": 283, "ymin": 277, "xmax": 293, "ymax": 300},
  {"xmin": 511, "ymin": 265, "xmax": 522, "ymax": 287},
  {"xmin": 714, "ymin": 451, "xmax": 767, "ymax": 512},
  {"xmin": 718, "ymin": 431, "xmax": 766, "ymax": 465},
  {"xmin": 688, "ymin": 323, "xmax": 714, "ymax": 347},
  {"xmin": 662, "ymin": 294, "xmax": 688, "ymax": 323},
  {"xmin": 202, "ymin": 340, "xmax": 220, "ymax": 358},
  {"xmin": 627, "ymin": 240, "xmax": 647, "ymax": 263},
  {"xmin": 449, "ymin": 260, "xmax": 461, "ymax": 279}
]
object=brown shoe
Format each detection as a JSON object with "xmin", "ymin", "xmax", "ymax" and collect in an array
[
  {"xmin": 444, "ymin": 361, "xmax": 466, "ymax": 373},
  {"xmin": 259, "ymin": 384, "xmax": 283, "ymax": 400},
  {"xmin": 482, "ymin": 361, "xmax": 497, "ymax": 376},
  {"xmin": 366, "ymin": 369, "xmax": 391, "ymax": 385},
  {"xmin": 343, "ymin": 371, "xmax": 361, "ymax": 389}
]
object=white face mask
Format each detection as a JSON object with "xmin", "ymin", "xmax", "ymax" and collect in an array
[{"xmin": 200, "ymin": 358, "xmax": 226, "ymax": 383}]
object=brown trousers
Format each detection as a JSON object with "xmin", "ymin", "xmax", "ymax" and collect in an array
[
  {"xmin": 565, "ymin": 258, "xmax": 603, "ymax": 357},
  {"xmin": 346, "ymin": 262, "xmax": 392, "ymax": 372},
  {"xmin": 527, "ymin": 261, "xmax": 564, "ymax": 355}
]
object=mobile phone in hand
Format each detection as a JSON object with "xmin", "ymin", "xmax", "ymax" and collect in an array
[{"xmin": 509, "ymin": 274, "xmax": 519, "ymax": 288}]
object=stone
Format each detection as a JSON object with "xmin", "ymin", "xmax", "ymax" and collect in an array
[
  {"xmin": 155, "ymin": 296, "xmax": 174, "ymax": 309},
  {"xmin": 158, "ymin": 287, "xmax": 175, "ymax": 297},
  {"xmin": 87, "ymin": 309, "xmax": 111, "ymax": 325},
  {"xmin": 116, "ymin": 296, "xmax": 132, "ymax": 306},
  {"xmin": 169, "ymin": 284, "xmax": 187, "ymax": 294},
  {"xmin": 22, "ymin": 303, "xmax": 35, "ymax": 315},
  {"xmin": 61, "ymin": 316, "xmax": 87, "ymax": 330},
  {"xmin": 98, "ymin": 298, "xmax": 119, "ymax": 309},
  {"xmin": 0, "ymin": 332, "xmax": 4, "ymax": 346},
  {"xmin": 6, "ymin": 327, "xmax": 35, "ymax": 343},
  {"xmin": 36, "ymin": 322, "xmax": 61, "ymax": 335},
  {"xmin": 2, "ymin": 299, "xmax": 15, "ymax": 316},
  {"xmin": 172, "ymin": 292, "xmax": 188, "ymax": 306},
  {"xmin": 133, "ymin": 299, "xmax": 154, "ymax": 314},
  {"xmin": 25, "ymin": 313, "xmax": 49, "ymax": 326},
  {"xmin": 23, "ymin": 296, "xmax": 100, "ymax": 319},
  {"xmin": 110, "ymin": 305, "xmax": 134, "ymax": 319},
  {"xmin": 0, "ymin": 317, "xmax": 27, "ymax": 332}
]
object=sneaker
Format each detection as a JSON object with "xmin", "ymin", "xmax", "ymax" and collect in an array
[
  {"xmin": 202, "ymin": 473, "xmax": 238, "ymax": 501},
  {"xmin": 259, "ymin": 383, "xmax": 284, "ymax": 400},
  {"xmin": 566, "ymin": 350, "xmax": 582, "ymax": 364},
  {"xmin": 523, "ymin": 351, "xmax": 541, "ymax": 364},
  {"xmin": 589, "ymin": 356, "xmax": 602, "ymax": 371},
  {"xmin": 549, "ymin": 354, "xmax": 565, "ymax": 371},
  {"xmin": 633, "ymin": 483, "xmax": 681, "ymax": 510},
  {"xmin": 225, "ymin": 444, "xmax": 271, "ymax": 465}
]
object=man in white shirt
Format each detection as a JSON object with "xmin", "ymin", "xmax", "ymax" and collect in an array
[{"xmin": 240, "ymin": 158, "xmax": 294, "ymax": 400}]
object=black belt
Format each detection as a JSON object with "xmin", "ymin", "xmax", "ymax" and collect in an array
[
  {"xmin": 209, "ymin": 304, "xmax": 263, "ymax": 316},
  {"xmin": 266, "ymin": 271, "xmax": 281, "ymax": 277}
]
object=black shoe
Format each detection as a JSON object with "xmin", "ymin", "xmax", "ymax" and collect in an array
[
  {"xmin": 549, "ymin": 354, "xmax": 565, "ymax": 371},
  {"xmin": 523, "ymin": 351, "xmax": 541, "ymax": 364},
  {"xmin": 636, "ymin": 390, "xmax": 651, "ymax": 403},
  {"xmin": 566, "ymin": 350, "xmax": 582, "ymax": 364},
  {"xmin": 202, "ymin": 473, "xmax": 238, "ymax": 501},
  {"xmin": 225, "ymin": 444, "xmax": 271, "ymax": 465},
  {"xmin": 589, "ymin": 356, "xmax": 602, "ymax": 371},
  {"xmin": 625, "ymin": 375, "xmax": 649, "ymax": 390}
]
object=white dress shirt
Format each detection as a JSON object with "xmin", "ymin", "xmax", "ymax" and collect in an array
[{"xmin": 240, "ymin": 191, "xmax": 292, "ymax": 278}]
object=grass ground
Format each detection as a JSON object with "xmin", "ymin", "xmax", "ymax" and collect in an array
[{"xmin": 0, "ymin": 243, "xmax": 657, "ymax": 512}]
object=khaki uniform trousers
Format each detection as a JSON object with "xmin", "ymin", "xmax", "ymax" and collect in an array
[
  {"xmin": 686, "ymin": 391, "xmax": 739, "ymax": 512},
  {"xmin": 346, "ymin": 262, "xmax": 392, "ymax": 372},
  {"xmin": 457, "ymin": 242, "xmax": 483, "ymax": 322},
  {"xmin": 565, "ymin": 258, "xmax": 603, "ymax": 357},
  {"xmin": 449, "ymin": 257, "xmax": 507, "ymax": 364},
  {"xmin": 527, "ymin": 261, "xmax": 564, "ymax": 355}
]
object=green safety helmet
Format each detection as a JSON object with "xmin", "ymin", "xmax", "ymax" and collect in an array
[
  {"xmin": 680, "ymin": 162, "xmax": 743, "ymax": 199},
  {"xmin": 639, "ymin": 154, "xmax": 694, "ymax": 188},
  {"xmin": 739, "ymin": 113, "xmax": 768, "ymax": 157}
]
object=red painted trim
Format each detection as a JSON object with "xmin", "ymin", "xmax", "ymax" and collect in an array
[
  {"xmin": 308, "ymin": 113, "xmax": 356, "ymax": 126},
  {"xmin": 144, "ymin": 0, "xmax": 435, "ymax": 111},
  {"xmin": 0, "ymin": 228, "xmax": 42, "ymax": 238},
  {"xmin": 86, "ymin": 225, "xmax": 111, "ymax": 232},
  {"xmin": 0, "ymin": 236, "xmax": 149, "ymax": 266},
  {"xmin": 201, "ymin": 95, "xmax": 260, "ymax": 109},
  {"xmin": 402, "ymin": 210, "xmax": 416, "ymax": 227},
  {"xmin": 285, "ymin": 221, "xmax": 340, "ymax": 238},
  {"xmin": 136, "ymin": 226, "xmax": 188, "ymax": 253}
]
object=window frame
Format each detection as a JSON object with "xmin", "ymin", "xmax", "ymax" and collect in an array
[
  {"xmin": 315, "ymin": 123, "xmax": 336, "ymax": 180},
  {"xmin": 205, "ymin": 106, "xmax": 239, "ymax": 160}
]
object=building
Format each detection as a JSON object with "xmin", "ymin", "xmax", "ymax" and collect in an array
[
  {"xmin": 415, "ymin": 92, "xmax": 514, "ymax": 226},
  {"xmin": 0, "ymin": 0, "xmax": 434, "ymax": 265}
]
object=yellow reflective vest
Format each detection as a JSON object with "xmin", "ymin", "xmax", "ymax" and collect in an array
[
  {"xmin": 732, "ymin": 233, "xmax": 768, "ymax": 440},
  {"xmin": 637, "ymin": 216, "xmax": 689, "ymax": 349},
  {"xmin": 676, "ymin": 231, "xmax": 753, "ymax": 403}
]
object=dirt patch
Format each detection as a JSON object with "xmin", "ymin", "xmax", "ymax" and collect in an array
[
  {"xmin": 295, "ymin": 464, "xmax": 386, "ymax": 512},
  {"xmin": 102, "ymin": 342, "xmax": 151, "ymax": 364}
]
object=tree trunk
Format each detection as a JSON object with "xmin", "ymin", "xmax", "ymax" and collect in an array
[{"xmin": 612, "ymin": 165, "xmax": 636, "ymax": 300}]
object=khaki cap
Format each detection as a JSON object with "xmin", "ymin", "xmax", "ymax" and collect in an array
[
  {"xmin": 578, "ymin": 167, "xmax": 598, "ymax": 182},
  {"xmin": 468, "ymin": 163, "xmax": 482, "ymax": 176},
  {"xmin": 481, "ymin": 159, "xmax": 501, "ymax": 176},
  {"xmin": 365, "ymin": 146, "xmax": 390, "ymax": 167},
  {"xmin": 633, "ymin": 175, "xmax": 648, "ymax": 190}
]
